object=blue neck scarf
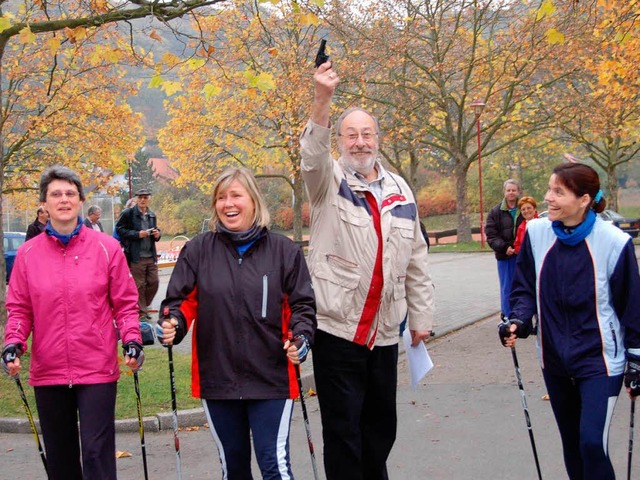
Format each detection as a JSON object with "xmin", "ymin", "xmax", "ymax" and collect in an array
[
  {"xmin": 552, "ymin": 210, "xmax": 596, "ymax": 246},
  {"xmin": 45, "ymin": 218, "xmax": 83, "ymax": 245}
]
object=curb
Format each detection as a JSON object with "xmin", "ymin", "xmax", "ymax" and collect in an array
[{"xmin": 0, "ymin": 372, "xmax": 318, "ymax": 435}]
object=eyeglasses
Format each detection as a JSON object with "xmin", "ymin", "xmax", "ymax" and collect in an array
[
  {"xmin": 338, "ymin": 131, "xmax": 378, "ymax": 142},
  {"xmin": 48, "ymin": 190, "xmax": 79, "ymax": 199},
  {"xmin": 137, "ymin": 195, "xmax": 150, "ymax": 199}
]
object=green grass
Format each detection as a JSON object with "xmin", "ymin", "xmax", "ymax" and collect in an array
[
  {"xmin": 0, "ymin": 347, "xmax": 201, "ymax": 420},
  {"xmin": 430, "ymin": 241, "xmax": 489, "ymax": 253},
  {"xmin": 421, "ymin": 214, "xmax": 458, "ymax": 231}
]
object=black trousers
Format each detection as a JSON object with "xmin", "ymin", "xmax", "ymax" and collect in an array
[
  {"xmin": 34, "ymin": 382, "xmax": 118, "ymax": 480},
  {"xmin": 312, "ymin": 330, "xmax": 398, "ymax": 480}
]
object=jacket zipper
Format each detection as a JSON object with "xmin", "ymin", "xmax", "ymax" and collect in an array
[{"xmin": 62, "ymin": 249, "xmax": 73, "ymax": 388}]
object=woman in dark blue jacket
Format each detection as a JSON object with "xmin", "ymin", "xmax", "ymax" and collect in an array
[
  {"xmin": 158, "ymin": 167, "xmax": 316, "ymax": 480},
  {"xmin": 500, "ymin": 163, "xmax": 640, "ymax": 480}
]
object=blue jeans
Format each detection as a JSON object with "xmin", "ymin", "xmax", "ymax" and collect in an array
[{"xmin": 497, "ymin": 256, "xmax": 517, "ymax": 316}]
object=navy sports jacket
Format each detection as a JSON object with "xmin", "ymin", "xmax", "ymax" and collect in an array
[{"xmin": 510, "ymin": 217, "xmax": 640, "ymax": 378}]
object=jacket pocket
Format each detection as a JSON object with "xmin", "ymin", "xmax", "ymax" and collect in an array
[
  {"xmin": 314, "ymin": 255, "xmax": 360, "ymax": 319},
  {"xmin": 389, "ymin": 219, "xmax": 415, "ymax": 278},
  {"xmin": 338, "ymin": 207, "xmax": 370, "ymax": 227}
]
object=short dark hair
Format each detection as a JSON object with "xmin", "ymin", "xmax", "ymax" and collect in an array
[
  {"xmin": 552, "ymin": 163, "xmax": 606, "ymax": 213},
  {"xmin": 39, "ymin": 165, "xmax": 85, "ymax": 202},
  {"xmin": 87, "ymin": 205, "xmax": 101, "ymax": 216}
]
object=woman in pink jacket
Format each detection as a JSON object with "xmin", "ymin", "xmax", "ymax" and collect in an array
[{"xmin": 2, "ymin": 165, "xmax": 143, "ymax": 480}]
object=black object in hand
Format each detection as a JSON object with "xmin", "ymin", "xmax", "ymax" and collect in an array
[{"xmin": 314, "ymin": 39, "xmax": 329, "ymax": 68}]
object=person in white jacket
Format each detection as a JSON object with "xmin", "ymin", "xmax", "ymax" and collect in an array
[{"xmin": 300, "ymin": 60, "xmax": 435, "ymax": 480}]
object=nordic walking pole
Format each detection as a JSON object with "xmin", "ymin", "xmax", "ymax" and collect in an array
[
  {"xmin": 511, "ymin": 346, "xmax": 543, "ymax": 480},
  {"xmin": 628, "ymin": 398, "xmax": 635, "ymax": 480},
  {"xmin": 133, "ymin": 371, "xmax": 149, "ymax": 480},
  {"xmin": 14, "ymin": 375, "xmax": 49, "ymax": 477},
  {"xmin": 167, "ymin": 345, "xmax": 183, "ymax": 480},
  {"xmin": 288, "ymin": 333, "xmax": 319, "ymax": 480}
]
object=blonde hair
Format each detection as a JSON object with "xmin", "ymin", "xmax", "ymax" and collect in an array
[
  {"xmin": 209, "ymin": 167, "xmax": 270, "ymax": 231},
  {"xmin": 518, "ymin": 196, "xmax": 537, "ymax": 210}
]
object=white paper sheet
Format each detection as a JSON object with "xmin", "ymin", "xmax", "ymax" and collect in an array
[{"xmin": 402, "ymin": 328, "xmax": 434, "ymax": 389}]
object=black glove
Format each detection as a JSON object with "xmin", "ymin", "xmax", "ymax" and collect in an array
[
  {"xmin": 498, "ymin": 318, "xmax": 526, "ymax": 346},
  {"xmin": 293, "ymin": 335, "xmax": 310, "ymax": 363},
  {"xmin": 2, "ymin": 344, "xmax": 23, "ymax": 375},
  {"xmin": 122, "ymin": 341, "xmax": 145, "ymax": 369},
  {"xmin": 624, "ymin": 354, "xmax": 640, "ymax": 397}
]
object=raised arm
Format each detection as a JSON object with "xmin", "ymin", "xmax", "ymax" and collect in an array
[{"xmin": 311, "ymin": 61, "xmax": 339, "ymax": 127}]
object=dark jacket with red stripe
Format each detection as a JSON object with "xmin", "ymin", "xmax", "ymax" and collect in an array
[{"xmin": 160, "ymin": 229, "xmax": 316, "ymax": 400}]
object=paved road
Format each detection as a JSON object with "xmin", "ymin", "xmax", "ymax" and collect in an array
[{"xmin": 2, "ymin": 248, "xmax": 639, "ymax": 478}]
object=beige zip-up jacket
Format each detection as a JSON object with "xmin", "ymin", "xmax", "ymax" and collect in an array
[{"xmin": 300, "ymin": 119, "xmax": 434, "ymax": 347}]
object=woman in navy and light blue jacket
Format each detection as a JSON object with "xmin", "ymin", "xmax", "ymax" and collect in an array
[{"xmin": 499, "ymin": 162, "xmax": 640, "ymax": 480}]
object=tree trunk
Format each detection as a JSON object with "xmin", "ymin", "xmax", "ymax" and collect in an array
[
  {"xmin": 292, "ymin": 169, "xmax": 304, "ymax": 242},
  {"xmin": 606, "ymin": 164, "xmax": 618, "ymax": 212}
]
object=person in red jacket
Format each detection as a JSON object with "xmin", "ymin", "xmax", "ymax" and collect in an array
[
  {"xmin": 2, "ymin": 165, "xmax": 143, "ymax": 480},
  {"xmin": 513, "ymin": 196, "xmax": 539, "ymax": 254}
]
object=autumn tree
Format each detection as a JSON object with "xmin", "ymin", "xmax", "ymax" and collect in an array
[
  {"xmin": 158, "ymin": 0, "xmax": 327, "ymax": 240},
  {"xmin": 312, "ymin": 0, "xmax": 587, "ymax": 241},
  {"xmin": 0, "ymin": 0, "xmax": 227, "ymax": 330},
  {"xmin": 542, "ymin": 0, "xmax": 640, "ymax": 210}
]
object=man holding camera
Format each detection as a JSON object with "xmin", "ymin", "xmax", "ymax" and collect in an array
[
  {"xmin": 300, "ymin": 58, "xmax": 435, "ymax": 479},
  {"xmin": 116, "ymin": 188, "xmax": 161, "ymax": 320}
]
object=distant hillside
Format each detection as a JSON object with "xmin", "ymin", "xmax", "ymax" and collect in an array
[{"xmin": 122, "ymin": 16, "xmax": 200, "ymax": 142}]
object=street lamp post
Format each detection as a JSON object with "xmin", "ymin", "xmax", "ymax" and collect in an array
[
  {"xmin": 127, "ymin": 158, "xmax": 133, "ymax": 200},
  {"xmin": 470, "ymin": 101, "xmax": 486, "ymax": 248}
]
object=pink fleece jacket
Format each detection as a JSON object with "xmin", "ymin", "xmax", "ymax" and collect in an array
[{"xmin": 4, "ymin": 226, "xmax": 141, "ymax": 387}]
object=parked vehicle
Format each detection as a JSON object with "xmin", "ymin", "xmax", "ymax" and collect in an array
[
  {"xmin": 4, "ymin": 231, "xmax": 26, "ymax": 282},
  {"xmin": 538, "ymin": 210, "xmax": 639, "ymax": 238}
]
